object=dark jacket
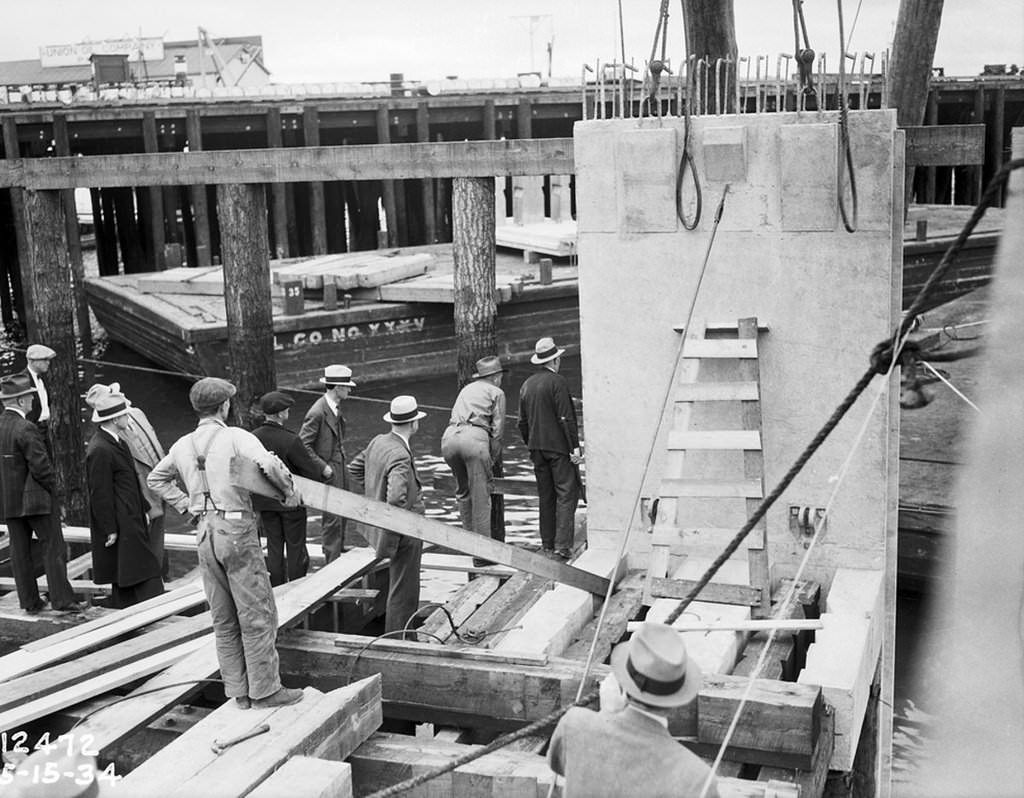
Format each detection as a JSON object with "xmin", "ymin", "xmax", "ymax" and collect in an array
[
  {"xmin": 86, "ymin": 430, "xmax": 161, "ymax": 587},
  {"xmin": 0, "ymin": 408, "xmax": 55, "ymax": 518},
  {"xmin": 348, "ymin": 432, "xmax": 422, "ymax": 558},
  {"xmin": 252, "ymin": 419, "xmax": 323, "ymax": 512},
  {"xmin": 517, "ymin": 368, "xmax": 580, "ymax": 453},
  {"xmin": 15, "ymin": 368, "xmax": 45, "ymax": 425}
]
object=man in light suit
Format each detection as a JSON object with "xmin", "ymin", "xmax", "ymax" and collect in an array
[
  {"xmin": 0, "ymin": 373, "xmax": 80, "ymax": 613},
  {"xmin": 300, "ymin": 364, "xmax": 356, "ymax": 561},
  {"xmin": 548, "ymin": 621, "xmax": 720, "ymax": 798},
  {"xmin": 348, "ymin": 395, "xmax": 425, "ymax": 637}
]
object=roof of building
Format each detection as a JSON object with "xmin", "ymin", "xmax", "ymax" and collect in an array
[{"xmin": 0, "ymin": 35, "xmax": 268, "ymax": 87}]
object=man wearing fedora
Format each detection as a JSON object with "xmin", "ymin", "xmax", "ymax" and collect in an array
[
  {"xmin": 86, "ymin": 381, "xmax": 170, "ymax": 579},
  {"xmin": 548, "ymin": 621, "xmax": 720, "ymax": 797},
  {"xmin": 253, "ymin": 390, "xmax": 323, "ymax": 585},
  {"xmin": 148, "ymin": 377, "xmax": 304, "ymax": 709},
  {"xmin": 300, "ymin": 364, "xmax": 357, "ymax": 561},
  {"xmin": 85, "ymin": 387, "xmax": 164, "ymax": 608},
  {"xmin": 441, "ymin": 355, "xmax": 507, "ymax": 556},
  {"xmin": 348, "ymin": 395, "xmax": 426, "ymax": 636},
  {"xmin": 0, "ymin": 373, "xmax": 80, "ymax": 613},
  {"xmin": 517, "ymin": 336, "xmax": 582, "ymax": 559}
]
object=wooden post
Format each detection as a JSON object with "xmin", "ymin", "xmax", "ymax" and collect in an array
[
  {"xmin": 517, "ymin": 98, "xmax": 533, "ymax": 140},
  {"xmin": 972, "ymin": 86, "xmax": 985, "ymax": 204},
  {"xmin": 142, "ymin": 112, "xmax": 166, "ymax": 269},
  {"xmin": 886, "ymin": 0, "xmax": 945, "ymax": 211},
  {"xmin": 22, "ymin": 189, "xmax": 87, "ymax": 522},
  {"xmin": 266, "ymin": 108, "xmax": 290, "ymax": 259},
  {"xmin": 376, "ymin": 104, "xmax": 399, "ymax": 248},
  {"xmin": 993, "ymin": 84, "xmax": 1006, "ymax": 205},
  {"xmin": 89, "ymin": 188, "xmax": 113, "ymax": 276},
  {"xmin": 303, "ymin": 106, "xmax": 328, "ymax": 255},
  {"xmin": 452, "ymin": 176, "xmax": 504, "ymax": 542},
  {"xmin": 216, "ymin": 183, "xmax": 275, "ymax": 428},
  {"xmin": 1, "ymin": 117, "xmax": 27, "ymax": 324},
  {"xmin": 185, "ymin": 110, "xmax": 212, "ymax": 267},
  {"xmin": 51, "ymin": 113, "xmax": 90, "ymax": 345},
  {"xmin": 483, "ymin": 99, "xmax": 497, "ymax": 140},
  {"xmin": 681, "ymin": 0, "xmax": 739, "ymax": 114},
  {"xmin": 925, "ymin": 90, "xmax": 939, "ymax": 203},
  {"xmin": 112, "ymin": 188, "xmax": 144, "ymax": 273},
  {"xmin": 416, "ymin": 101, "xmax": 437, "ymax": 244}
]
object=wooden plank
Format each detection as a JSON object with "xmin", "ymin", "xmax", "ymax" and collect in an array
[
  {"xmin": 331, "ymin": 635, "xmax": 547, "ymax": 667},
  {"xmin": 120, "ymin": 678, "xmax": 381, "ymax": 798},
  {"xmin": 666, "ymin": 430, "xmax": 762, "ymax": 450},
  {"xmin": 418, "ymin": 575, "xmax": 502, "ymax": 643},
  {"xmin": 647, "ymin": 577, "xmax": 762, "ymax": 606},
  {"xmin": 247, "ymin": 756, "xmax": 352, "ymax": 798},
  {"xmin": 758, "ymin": 706, "xmax": 834, "ymax": 798},
  {"xmin": 658, "ymin": 478, "xmax": 764, "ymax": 498},
  {"xmin": 682, "ymin": 339, "xmax": 757, "ymax": 359},
  {"xmin": 0, "ymin": 576, "xmax": 107, "ymax": 595},
  {"xmin": 71, "ymin": 549, "xmax": 378, "ymax": 755},
  {"xmin": 231, "ymin": 461, "xmax": 610, "ymax": 596},
  {"xmin": 628, "ymin": 618, "xmax": 822, "ymax": 633},
  {"xmin": 904, "ymin": 124, "xmax": 986, "ymax": 167},
  {"xmin": 0, "ymin": 139, "xmax": 577, "ymax": 190},
  {"xmin": 562, "ymin": 583, "xmax": 644, "ymax": 663},
  {"xmin": 464, "ymin": 572, "xmax": 550, "ymax": 646},
  {"xmin": 674, "ymin": 381, "xmax": 760, "ymax": 401},
  {"xmin": 136, "ymin": 267, "xmax": 225, "ymax": 295}
]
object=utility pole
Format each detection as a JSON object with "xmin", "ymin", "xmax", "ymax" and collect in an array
[{"xmin": 681, "ymin": 0, "xmax": 738, "ymax": 113}]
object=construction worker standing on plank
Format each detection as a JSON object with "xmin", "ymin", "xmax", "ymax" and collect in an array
[{"xmin": 148, "ymin": 377, "xmax": 303, "ymax": 710}]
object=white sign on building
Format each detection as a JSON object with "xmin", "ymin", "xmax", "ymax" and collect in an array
[{"xmin": 39, "ymin": 38, "xmax": 165, "ymax": 68}]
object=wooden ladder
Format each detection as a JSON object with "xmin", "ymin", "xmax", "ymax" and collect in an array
[{"xmin": 644, "ymin": 316, "xmax": 771, "ymax": 614}]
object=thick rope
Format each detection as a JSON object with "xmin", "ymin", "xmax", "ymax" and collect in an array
[{"xmin": 666, "ymin": 156, "xmax": 1023, "ymax": 625}]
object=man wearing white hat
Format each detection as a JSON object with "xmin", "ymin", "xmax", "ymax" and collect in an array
[
  {"xmin": 349, "ymin": 395, "xmax": 426, "ymax": 636},
  {"xmin": 517, "ymin": 337, "xmax": 582, "ymax": 559},
  {"xmin": 300, "ymin": 364, "xmax": 357, "ymax": 561},
  {"xmin": 440, "ymin": 355, "xmax": 508, "ymax": 556},
  {"xmin": 548, "ymin": 621, "xmax": 720, "ymax": 797},
  {"xmin": 85, "ymin": 388, "xmax": 164, "ymax": 608}
]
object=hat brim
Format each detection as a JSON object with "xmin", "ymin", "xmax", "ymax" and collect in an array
[
  {"xmin": 320, "ymin": 378, "xmax": 357, "ymax": 387},
  {"xmin": 471, "ymin": 367, "xmax": 508, "ymax": 379},
  {"xmin": 383, "ymin": 410, "xmax": 427, "ymax": 424},
  {"xmin": 0, "ymin": 387, "xmax": 37, "ymax": 400},
  {"xmin": 530, "ymin": 347, "xmax": 566, "ymax": 365},
  {"xmin": 92, "ymin": 406, "xmax": 132, "ymax": 424},
  {"xmin": 609, "ymin": 637, "xmax": 703, "ymax": 708}
]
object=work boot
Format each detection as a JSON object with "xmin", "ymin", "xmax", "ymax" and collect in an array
[
  {"xmin": 553, "ymin": 548, "xmax": 572, "ymax": 561},
  {"xmin": 235, "ymin": 697, "xmax": 252, "ymax": 709},
  {"xmin": 24, "ymin": 599, "xmax": 47, "ymax": 614},
  {"xmin": 253, "ymin": 687, "xmax": 304, "ymax": 709},
  {"xmin": 53, "ymin": 601, "xmax": 85, "ymax": 614}
]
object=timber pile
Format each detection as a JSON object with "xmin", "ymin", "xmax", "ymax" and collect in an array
[{"xmin": 495, "ymin": 218, "xmax": 578, "ymax": 258}]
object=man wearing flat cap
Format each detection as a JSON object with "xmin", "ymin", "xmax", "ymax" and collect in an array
[
  {"xmin": 517, "ymin": 336, "xmax": 583, "ymax": 560},
  {"xmin": 441, "ymin": 356, "xmax": 507, "ymax": 557},
  {"xmin": 548, "ymin": 621, "xmax": 719, "ymax": 797},
  {"xmin": 300, "ymin": 364, "xmax": 357, "ymax": 561},
  {"xmin": 0, "ymin": 373, "xmax": 80, "ymax": 613},
  {"xmin": 148, "ymin": 377, "xmax": 304, "ymax": 710},
  {"xmin": 19, "ymin": 344, "xmax": 57, "ymax": 446},
  {"xmin": 252, "ymin": 390, "xmax": 323, "ymax": 585},
  {"xmin": 85, "ymin": 387, "xmax": 164, "ymax": 608}
]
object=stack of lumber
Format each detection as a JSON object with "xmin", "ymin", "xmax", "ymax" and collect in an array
[
  {"xmin": 359, "ymin": 272, "xmax": 524, "ymax": 304},
  {"xmin": 270, "ymin": 251, "xmax": 433, "ymax": 291},
  {"xmin": 495, "ymin": 218, "xmax": 578, "ymax": 258}
]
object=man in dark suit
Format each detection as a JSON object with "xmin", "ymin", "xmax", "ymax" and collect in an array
[
  {"xmin": 348, "ymin": 395, "xmax": 426, "ymax": 637},
  {"xmin": 300, "ymin": 364, "xmax": 356, "ymax": 561},
  {"xmin": 19, "ymin": 344, "xmax": 56, "ymax": 455},
  {"xmin": 85, "ymin": 387, "xmax": 164, "ymax": 608},
  {"xmin": 252, "ymin": 390, "xmax": 323, "ymax": 585},
  {"xmin": 517, "ymin": 337, "xmax": 583, "ymax": 559},
  {"xmin": 0, "ymin": 373, "xmax": 80, "ymax": 613}
]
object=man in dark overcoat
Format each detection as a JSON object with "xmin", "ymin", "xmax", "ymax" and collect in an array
[
  {"xmin": 300, "ymin": 364, "xmax": 357, "ymax": 560},
  {"xmin": 252, "ymin": 390, "xmax": 323, "ymax": 585},
  {"xmin": 517, "ymin": 336, "xmax": 583, "ymax": 559},
  {"xmin": 348, "ymin": 395, "xmax": 426, "ymax": 637},
  {"xmin": 0, "ymin": 373, "xmax": 80, "ymax": 613},
  {"xmin": 85, "ymin": 388, "xmax": 163, "ymax": 608}
]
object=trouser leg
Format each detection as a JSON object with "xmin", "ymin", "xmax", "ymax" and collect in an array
[
  {"xmin": 442, "ymin": 427, "xmax": 474, "ymax": 531},
  {"xmin": 149, "ymin": 514, "xmax": 169, "ymax": 580},
  {"xmin": 385, "ymin": 536, "xmax": 423, "ymax": 637},
  {"xmin": 261, "ymin": 512, "xmax": 286, "ymax": 587},
  {"xmin": 6, "ymin": 518, "xmax": 41, "ymax": 609},
  {"xmin": 549, "ymin": 454, "xmax": 580, "ymax": 551},
  {"xmin": 32, "ymin": 513, "xmax": 75, "ymax": 608},
  {"xmin": 531, "ymin": 449, "xmax": 557, "ymax": 550},
  {"xmin": 320, "ymin": 466, "xmax": 347, "ymax": 560},
  {"xmin": 197, "ymin": 523, "xmax": 248, "ymax": 699},
  {"xmin": 281, "ymin": 507, "xmax": 310, "ymax": 581}
]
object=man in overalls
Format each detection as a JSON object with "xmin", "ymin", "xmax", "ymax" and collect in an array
[{"xmin": 148, "ymin": 377, "xmax": 303, "ymax": 710}]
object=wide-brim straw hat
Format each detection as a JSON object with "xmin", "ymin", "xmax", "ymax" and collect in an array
[
  {"xmin": 472, "ymin": 356, "xmax": 508, "ymax": 380},
  {"xmin": 320, "ymin": 364, "xmax": 357, "ymax": 387},
  {"xmin": 530, "ymin": 337, "xmax": 565, "ymax": 365},
  {"xmin": 383, "ymin": 395, "xmax": 426, "ymax": 424},
  {"xmin": 610, "ymin": 621, "xmax": 703, "ymax": 708}
]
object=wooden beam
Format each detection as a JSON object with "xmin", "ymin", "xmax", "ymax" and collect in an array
[
  {"xmin": 247, "ymin": 756, "xmax": 352, "ymax": 798},
  {"xmin": 52, "ymin": 112, "xmax": 90, "ymax": 343},
  {"xmin": 418, "ymin": 575, "xmax": 502, "ymax": 642},
  {"xmin": 230, "ymin": 460, "xmax": 610, "ymax": 596},
  {"xmin": 185, "ymin": 109, "xmax": 213, "ymax": 267},
  {"xmin": 904, "ymin": 124, "xmax": 986, "ymax": 167},
  {"xmin": 304, "ymin": 105, "xmax": 329, "ymax": 255},
  {"xmin": 266, "ymin": 107, "xmax": 290, "ymax": 259},
  {"xmin": 118, "ymin": 678, "xmax": 380, "ymax": 798},
  {"xmin": 142, "ymin": 111, "xmax": 166, "ymax": 269},
  {"xmin": 648, "ymin": 577, "xmax": 762, "ymax": 607},
  {"xmin": 562, "ymin": 580, "xmax": 644, "ymax": 664},
  {"xmin": 0, "ymin": 139, "xmax": 576, "ymax": 189}
]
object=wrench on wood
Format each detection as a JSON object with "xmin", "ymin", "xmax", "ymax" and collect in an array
[{"xmin": 211, "ymin": 723, "xmax": 271, "ymax": 755}]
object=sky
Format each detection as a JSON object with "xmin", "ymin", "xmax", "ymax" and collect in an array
[{"xmin": 2, "ymin": 1, "xmax": 1021, "ymax": 84}]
